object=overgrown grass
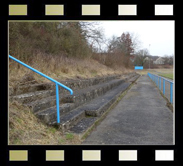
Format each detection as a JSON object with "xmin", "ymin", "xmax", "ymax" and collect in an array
[
  {"xmin": 9, "ymin": 52, "xmax": 133, "ymax": 90},
  {"xmin": 9, "ymin": 101, "xmax": 81, "ymax": 145}
]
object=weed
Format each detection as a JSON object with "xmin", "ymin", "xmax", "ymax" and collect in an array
[
  {"xmin": 16, "ymin": 117, "xmax": 22, "ymax": 124},
  {"xmin": 48, "ymin": 127, "xmax": 57, "ymax": 134},
  {"xmin": 58, "ymin": 138, "xmax": 66, "ymax": 144},
  {"xmin": 65, "ymin": 133, "xmax": 74, "ymax": 140},
  {"xmin": 13, "ymin": 138, "xmax": 22, "ymax": 144}
]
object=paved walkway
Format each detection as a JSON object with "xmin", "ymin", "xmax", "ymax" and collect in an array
[{"xmin": 82, "ymin": 75, "xmax": 173, "ymax": 145}]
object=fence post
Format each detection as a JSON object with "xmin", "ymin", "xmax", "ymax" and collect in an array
[
  {"xmin": 159, "ymin": 77, "xmax": 161, "ymax": 90},
  {"xmin": 163, "ymin": 79, "xmax": 165, "ymax": 95},
  {"xmin": 170, "ymin": 82, "xmax": 173, "ymax": 104},
  {"xmin": 56, "ymin": 83, "xmax": 60, "ymax": 123}
]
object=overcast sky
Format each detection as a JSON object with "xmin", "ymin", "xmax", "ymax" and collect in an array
[{"xmin": 96, "ymin": 21, "xmax": 174, "ymax": 57}]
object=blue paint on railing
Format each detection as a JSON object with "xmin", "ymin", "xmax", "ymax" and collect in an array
[
  {"xmin": 135, "ymin": 66, "xmax": 143, "ymax": 70},
  {"xmin": 147, "ymin": 72, "xmax": 174, "ymax": 104},
  {"xmin": 170, "ymin": 83, "xmax": 173, "ymax": 104},
  {"xmin": 159, "ymin": 78, "xmax": 161, "ymax": 90},
  {"xmin": 163, "ymin": 80, "xmax": 165, "ymax": 95},
  {"xmin": 55, "ymin": 83, "xmax": 60, "ymax": 123},
  {"xmin": 9, "ymin": 55, "xmax": 73, "ymax": 123}
]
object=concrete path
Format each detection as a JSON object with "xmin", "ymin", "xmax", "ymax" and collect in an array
[{"xmin": 82, "ymin": 75, "xmax": 173, "ymax": 145}]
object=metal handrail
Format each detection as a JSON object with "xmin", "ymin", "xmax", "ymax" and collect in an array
[
  {"xmin": 9, "ymin": 55, "xmax": 73, "ymax": 123},
  {"xmin": 147, "ymin": 72, "xmax": 173, "ymax": 104}
]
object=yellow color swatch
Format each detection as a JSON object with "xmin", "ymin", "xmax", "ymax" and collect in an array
[
  {"xmin": 9, "ymin": 150, "xmax": 28, "ymax": 161},
  {"xmin": 119, "ymin": 150, "xmax": 137, "ymax": 161},
  {"xmin": 46, "ymin": 150, "xmax": 64, "ymax": 161},
  {"xmin": 9, "ymin": 5, "xmax": 27, "ymax": 15},
  {"xmin": 118, "ymin": 5, "xmax": 137, "ymax": 15},
  {"xmin": 82, "ymin": 150, "xmax": 101, "ymax": 161},
  {"xmin": 82, "ymin": 5, "xmax": 100, "ymax": 15},
  {"xmin": 45, "ymin": 5, "xmax": 64, "ymax": 15}
]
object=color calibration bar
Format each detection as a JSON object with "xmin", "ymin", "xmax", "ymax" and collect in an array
[
  {"xmin": 9, "ymin": 150, "xmax": 174, "ymax": 161},
  {"xmin": 8, "ymin": 4, "xmax": 173, "ymax": 16}
]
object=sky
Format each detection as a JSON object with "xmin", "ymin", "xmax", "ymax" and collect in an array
[{"xmin": 96, "ymin": 21, "xmax": 174, "ymax": 57}]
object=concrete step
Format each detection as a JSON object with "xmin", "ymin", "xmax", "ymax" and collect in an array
[
  {"xmin": 10, "ymin": 90, "xmax": 55, "ymax": 104},
  {"xmin": 127, "ymin": 74, "xmax": 140, "ymax": 83},
  {"xmin": 35, "ymin": 103, "xmax": 75, "ymax": 124},
  {"xmin": 69, "ymin": 117, "xmax": 98, "ymax": 136},
  {"xmin": 35, "ymin": 79, "xmax": 128, "ymax": 124},
  {"xmin": 13, "ymin": 83, "xmax": 53, "ymax": 96},
  {"xmin": 25, "ymin": 96, "xmax": 56, "ymax": 113},
  {"xmin": 11, "ymin": 74, "xmax": 136, "ymax": 105},
  {"xmin": 11, "ymin": 74, "xmax": 121, "ymax": 96},
  {"xmin": 85, "ymin": 82, "xmax": 130, "ymax": 117},
  {"xmin": 64, "ymin": 79, "xmax": 125, "ymax": 104},
  {"xmin": 51, "ymin": 106, "xmax": 87, "ymax": 132},
  {"xmin": 25, "ymin": 78, "xmax": 126, "ymax": 113},
  {"xmin": 50, "ymin": 74, "xmax": 140, "ymax": 133}
]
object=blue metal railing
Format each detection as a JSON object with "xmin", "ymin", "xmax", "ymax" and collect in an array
[
  {"xmin": 147, "ymin": 72, "xmax": 174, "ymax": 104},
  {"xmin": 9, "ymin": 55, "xmax": 73, "ymax": 123}
]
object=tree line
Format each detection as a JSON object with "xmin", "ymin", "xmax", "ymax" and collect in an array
[{"xmin": 9, "ymin": 22, "xmax": 173, "ymax": 69}]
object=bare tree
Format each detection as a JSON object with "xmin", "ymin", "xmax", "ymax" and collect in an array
[
  {"xmin": 134, "ymin": 49, "xmax": 149, "ymax": 66},
  {"xmin": 78, "ymin": 22, "xmax": 105, "ymax": 52}
]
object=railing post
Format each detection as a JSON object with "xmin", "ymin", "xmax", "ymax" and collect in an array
[
  {"xmin": 163, "ymin": 79, "xmax": 165, "ymax": 95},
  {"xmin": 159, "ymin": 77, "xmax": 161, "ymax": 90},
  {"xmin": 170, "ymin": 82, "xmax": 173, "ymax": 104},
  {"xmin": 157, "ymin": 77, "xmax": 158, "ymax": 86},
  {"xmin": 56, "ymin": 83, "xmax": 60, "ymax": 123},
  {"xmin": 156, "ymin": 76, "xmax": 157, "ymax": 85}
]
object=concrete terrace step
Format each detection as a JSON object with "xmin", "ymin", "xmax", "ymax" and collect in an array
[
  {"xmin": 69, "ymin": 75, "xmax": 140, "ymax": 136},
  {"xmin": 10, "ymin": 89, "xmax": 55, "ymax": 104},
  {"xmin": 50, "ymin": 74, "xmax": 140, "ymax": 133},
  {"xmin": 85, "ymin": 75, "xmax": 140, "ymax": 118},
  {"xmin": 128, "ymin": 74, "xmax": 140, "ymax": 83},
  {"xmin": 11, "ymin": 74, "xmax": 121, "ymax": 96},
  {"xmin": 35, "ymin": 103, "xmax": 75, "ymax": 124},
  {"xmin": 85, "ymin": 82, "xmax": 130, "ymax": 117},
  {"xmin": 69, "ymin": 117, "xmax": 98, "ymax": 135},
  {"xmin": 25, "ymin": 78, "xmax": 126, "ymax": 113},
  {"xmin": 13, "ymin": 83, "xmax": 53, "ymax": 96},
  {"xmin": 51, "ymin": 106, "xmax": 87, "ymax": 131},
  {"xmin": 10, "ymin": 72, "xmax": 140, "ymax": 135},
  {"xmin": 64, "ymin": 78, "xmax": 125, "ymax": 104}
]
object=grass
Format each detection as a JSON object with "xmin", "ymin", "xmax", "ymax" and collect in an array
[
  {"xmin": 158, "ymin": 73, "xmax": 173, "ymax": 80},
  {"xmin": 9, "ymin": 101, "xmax": 81, "ymax": 145},
  {"xmin": 9, "ymin": 52, "xmax": 133, "ymax": 89},
  {"xmin": 65, "ymin": 133, "xmax": 74, "ymax": 140},
  {"xmin": 135, "ymin": 68, "xmax": 173, "ymax": 79}
]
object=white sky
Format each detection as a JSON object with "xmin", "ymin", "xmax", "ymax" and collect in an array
[{"xmin": 96, "ymin": 21, "xmax": 174, "ymax": 57}]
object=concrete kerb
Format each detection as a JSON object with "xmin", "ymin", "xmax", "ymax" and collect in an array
[{"xmin": 80, "ymin": 75, "xmax": 141, "ymax": 141}]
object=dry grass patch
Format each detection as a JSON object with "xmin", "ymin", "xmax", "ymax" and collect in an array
[
  {"xmin": 9, "ymin": 52, "xmax": 133, "ymax": 88},
  {"xmin": 9, "ymin": 101, "xmax": 81, "ymax": 145}
]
